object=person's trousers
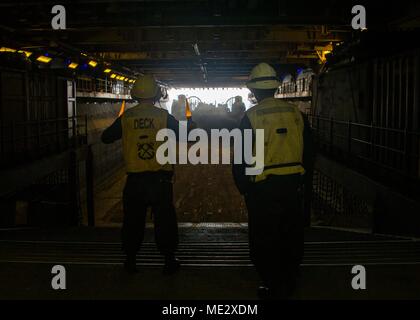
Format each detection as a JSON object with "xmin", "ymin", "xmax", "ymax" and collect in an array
[
  {"xmin": 121, "ymin": 172, "xmax": 179, "ymax": 257},
  {"xmin": 244, "ymin": 174, "xmax": 304, "ymax": 295}
]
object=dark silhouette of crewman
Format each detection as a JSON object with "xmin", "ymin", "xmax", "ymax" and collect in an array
[
  {"xmin": 232, "ymin": 63, "xmax": 315, "ymax": 299},
  {"xmin": 101, "ymin": 74, "xmax": 194, "ymax": 274}
]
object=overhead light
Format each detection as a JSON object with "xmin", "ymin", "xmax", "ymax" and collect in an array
[
  {"xmin": 104, "ymin": 68, "xmax": 111, "ymax": 73},
  {"xmin": 36, "ymin": 55, "xmax": 52, "ymax": 63},
  {"xmin": 88, "ymin": 60, "xmax": 98, "ymax": 67},
  {"xmin": 0, "ymin": 47, "xmax": 16, "ymax": 53},
  {"xmin": 68, "ymin": 62, "xmax": 78, "ymax": 69},
  {"xmin": 124, "ymin": 77, "xmax": 129, "ymax": 81},
  {"xmin": 17, "ymin": 50, "xmax": 32, "ymax": 57},
  {"xmin": 110, "ymin": 73, "xmax": 117, "ymax": 79}
]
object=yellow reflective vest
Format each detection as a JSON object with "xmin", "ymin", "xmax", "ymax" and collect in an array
[
  {"xmin": 121, "ymin": 103, "xmax": 172, "ymax": 173},
  {"xmin": 246, "ymin": 97, "xmax": 305, "ymax": 182}
]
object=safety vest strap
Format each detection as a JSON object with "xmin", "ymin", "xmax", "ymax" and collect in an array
[
  {"xmin": 263, "ymin": 162, "xmax": 304, "ymax": 171},
  {"xmin": 253, "ymin": 164, "xmax": 305, "ymax": 183}
]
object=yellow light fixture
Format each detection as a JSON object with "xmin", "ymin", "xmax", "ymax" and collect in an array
[
  {"xmin": 88, "ymin": 60, "xmax": 98, "ymax": 67},
  {"xmin": 104, "ymin": 68, "xmax": 111, "ymax": 73},
  {"xmin": 36, "ymin": 55, "xmax": 52, "ymax": 63},
  {"xmin": 316, "ymin": 43, "xmax": 333, "ymax": 64},
  {"xmin": 124, "ymin": 77, "xmax": 129, "ymax": 81},
  {"xmin": 110, "ymin": 73, "xmax": 117, "ymax": 79},
  {"xmin": 17, "ymin": 50, "xmax": 32, "ymax": 57},
  {"xmin": 68, "ymin": 62, "xmax": 78, "ymax": 69},
  {"xmin": 0, "ymin": 47, "xmax": 16, "ymax": 53}
]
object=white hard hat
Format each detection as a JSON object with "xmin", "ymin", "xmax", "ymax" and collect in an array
[{"xmin": 246, "ymin": 63, "xmax": 280, "ymax": 90}]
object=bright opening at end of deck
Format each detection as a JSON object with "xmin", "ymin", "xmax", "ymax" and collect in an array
[{"xmin": 166, "ymin": 88, "xmax": 252, "ymax": 113}]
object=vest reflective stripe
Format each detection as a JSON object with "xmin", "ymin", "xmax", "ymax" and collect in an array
[
  {"xmin": 246, "ymin": 98, "xmax": 305, "ymax": 182},
  {"xmin": 121, "ymin": 103, "xmax": 172, "ymax": 173}
]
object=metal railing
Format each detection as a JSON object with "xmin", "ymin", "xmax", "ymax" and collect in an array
[
  {"xmin": 77, "ymin": 77, "xmax": 131, "ymax": 95},
  {"xmin": 309, "ymin": 114, "xmax": 420, "ymax": 181},
  {"xmin": 0, "ymin": 116, "xmax": 88, "ymax": 168},
  {"xmin": 277, "ymin": 77, "xmax": 313, "ymax": 99},
  {"xmin": 312, "ymin": 169, "xmax": 371, "ymax": 228}
]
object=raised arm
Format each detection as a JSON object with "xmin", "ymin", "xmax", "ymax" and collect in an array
[{"xmin": 101, "ymin": 117, "xmax": 122, "ymax": 144}]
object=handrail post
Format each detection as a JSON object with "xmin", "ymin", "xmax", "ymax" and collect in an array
[
  {"xmin": 37, "ymin": 120, "xmax": 41, "ymax": 153},
  {"xmin": 68, "ymin": 149, "xmax": 80, "ymax": 226},
  {"xmin": 85, "ymin": 114, "xmax": 88, "ymax": 144},
  {"xmin": 71, "ymin": 116, "xmax": 77, "ymax": 148},
  {"xmin": 329, "ymin": 117, "xmax": 334, "ymax": 153},
  {"xmin": 55, "ymin": 117, "xmax": 59, "ymax": 152},
  {"xmin": 370, "ymin": 122, "xmax": 375, "ymax": 160},
  {"xmin": 316, "ymin": 115, "xmax": 320, "ymax": 133},
  {"xmin": 348, "ymin": 120, "xmax": 352, "ymax": 155},
  {"xmin": 86, "ymin": 144, "xmax": 95, "ymax": 227},
  {"xmin": 404, "ymin": 127, "xmax": 410, "ymax": 175},
  {"xmin": 0, "ymin": 119, "xmax": 3, "ymax": 165},
  {"xmin": 11, "ymin": 121, "xmax": 15, "ymax": 161}
]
